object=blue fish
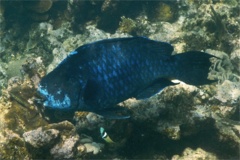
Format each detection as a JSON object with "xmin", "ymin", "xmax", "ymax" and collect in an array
[{"xmin": 38, "ymin": 37, "xmax": 216, "ymax": 119}]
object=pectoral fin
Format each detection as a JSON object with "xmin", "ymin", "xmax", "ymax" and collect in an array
[
  {"xmin": 83, "ymin": 79, "xmax": 101, "ymax": 106},
  {"xmin": 83, "ymin": 80, "xmax": 130, "ymax": 119}
]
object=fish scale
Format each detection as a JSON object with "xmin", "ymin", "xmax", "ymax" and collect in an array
[
  {"xmin": 79, "ymin": 41, "xmax": 171, "ymax": 109},
  {"xmin": 38, "ymin": 37, "xmax": 217, "ymax": 119}
]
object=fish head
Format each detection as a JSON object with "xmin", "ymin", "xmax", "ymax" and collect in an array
[{"xmin": 37, "ymin": 70, "xmax": 81, "ymax": 111}]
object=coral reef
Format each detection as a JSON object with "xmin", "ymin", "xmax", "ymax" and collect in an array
[
  {"xmin": 0, "ymin": 0, "xmax": 239, "ymax": 159},
  {"xmin": 172, "ymin": 147, "xmax": 218, "ymax": 160},
  {"xmin": 82, "ymin": 142, "xmax": 104, "ymax": 155},
  {"xmin": 23, "ymin": 128, "xmax": 59, "ymax": 148},
  {"xmin": 215, "ymin": 80, "xmax": 240, "ymax": 103},
  {"xmin": 50, "ymin": 135, "xmax": 79, "ymax": 159},
  {"xmin": 22, "ymin": 121, "xmax": 104, "ymax": 159},
  {"xmin": 0, "ymin": 64, "xmax": 7, "ymax": 94},
  {"xmin": 1, "ymin": 0, "xmax": 68, "ymax": 23},
  {"xmin": 25, "ymin": 0, "xmax": 53, "ymax": 14},
  {"xmin": 0, "ymin": 129, "xmax": 30, "ymax": 160},
  {"xmin": 118, "ymin": 16, "xmax": 136, "ymax": 34},
  {"xmin": 207, "ymin": 49, "xmax": 239, "ymax": 83},
  {"xmin": 154, "ymin": 2, "xmax": 176, "ymax": 22}
]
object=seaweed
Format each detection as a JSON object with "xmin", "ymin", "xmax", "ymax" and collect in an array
[{"xmin": 210, "ymin": 5, "xmax": 230, "ymax": 38}]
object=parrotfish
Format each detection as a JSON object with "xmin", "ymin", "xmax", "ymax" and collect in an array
[{"xmin": 38, "ymin": 37, "xmax": 216, "ymax": 119}]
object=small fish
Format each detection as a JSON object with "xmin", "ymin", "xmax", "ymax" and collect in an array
[
  {"xmin": 100, "ymin": 127, "xmax": 127, "ymax": 150},
  {"xmin": 38, "ymin": 37, "xmax": 217, "ymax": 119},
  {"xmin": 100, "ymin": 127, "xmax": 115, "ymax": 143}
]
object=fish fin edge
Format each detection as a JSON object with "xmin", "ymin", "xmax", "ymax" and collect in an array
[
  {"xmin": 94, "ymin": 107, "xmax": 131, "ymax": 119},
  {"xmin": 135, "ymin": 78, "xmax": 178, "ymax": 100}
]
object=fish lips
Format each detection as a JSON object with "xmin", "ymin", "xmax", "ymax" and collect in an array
[{"xmin": 37, "ymin": 84, "xmax": 72, "ymax": 110}]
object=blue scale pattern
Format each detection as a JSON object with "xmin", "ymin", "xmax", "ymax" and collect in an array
[{"xmin": 38, "ymin": 37, "xmax": 183, "ymax": 115}]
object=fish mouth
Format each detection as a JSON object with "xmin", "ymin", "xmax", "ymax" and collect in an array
[
  {"xmin": 34, "ymin": 87, "xmax": 46, "ymax": 105},
  {"xmin": 37, "ymin": 85, "xmax": 72, "ymax": 109},
  {"xmin": 36, "ymin": 86, "xmax": 48, "ymax": 104}
]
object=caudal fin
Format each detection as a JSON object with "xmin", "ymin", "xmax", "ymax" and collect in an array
[{"xmin": 172, "ymin": 51, "xmax": 217, "ymax": 85}]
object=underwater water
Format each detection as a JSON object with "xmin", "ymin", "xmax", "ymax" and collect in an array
[{"xmin": 0, "ymin": 1, "xmax": 239, "ymax": 159}]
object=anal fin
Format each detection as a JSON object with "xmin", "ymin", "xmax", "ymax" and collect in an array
[{"xmin": 136, "ymin": 78, "xmax": 178, "ymax": 100}]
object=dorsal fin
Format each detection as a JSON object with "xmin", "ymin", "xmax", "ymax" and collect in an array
[{"xmin": 74, "ymin": 37, "xmax": 174, "ymax": 57}]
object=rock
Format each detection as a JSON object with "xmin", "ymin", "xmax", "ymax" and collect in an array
[
  {"xmin": 0, "ymin": 4, "xmax": 5, "ymax": 33},
  {"xmin": 156, "ymin": 122, "xmax": 181, "ymax": 140},
  {"xmin": 86, "ymin": 112, "xmax": 103, "ymax": 124},
  {"xmin": 172, "ymin": 147, "xmax": 217, "ymax": 160},
  {"xmin": 149, "ymin": 16, "xmax": 185, "ymax": 48},
  {"xmin": 0, "ymin": 64, "xmax": 7, "ymax": 94},
  {"xmin": 50, "ymin": 135, "xmax": 79, "ymax": 159},
  {"xmin": 230, "ymin": 48, "xmax": 240, "ymax": 75},
  {"xmin": 118, "ymin": 16, "xmax": 136, "ymax": 33},
  {"xmin": 83, "ymin": 142, "xmax": 104, "ymax": 155},
  {"xmin": 216, "ymin": 119, "xmax": 240, "ymax": 151},
  {"xmin": 26, "ymin": 0, "xmax": 53, "ymax": 14},
  {"xmin": 155, "ymin": 2, "xmax": 175, "ymax": 22},
  {"xmin": 74, "ymin": 112, "xmax": 106, "ymax": 131},
  {"xmin": 21, "ymin": 121, "xmax": 88, "ymax": 159},
  {"xmin": 215, "ymin": 80, "xmax": 240, "ymax": 103},
  {"xmin": 23, "ymin": 128, "xmax": 59, "ymax": 148},
  {"xmin": 0, "ymin": 129, "xmax": 30, "ymax": 160}
]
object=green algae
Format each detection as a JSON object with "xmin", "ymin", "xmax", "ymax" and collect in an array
[
  {"xmin": 5, "ymin": 86, "xmax": 47, "ymax": 135},
  {"xmin": 221, "ymin": 0, "xmax": 238, "ymax": 6},
  {"xmin": 210, "ymin": 5, "xmax": 230, "ymax": 40},
  {"xmin": 0, "ymin": 134, "xmax": 30, "ymax": 160},
  {"xmin": 155, "ymin": 3, "xmax": 175, "ymax": 22},
  {"xmin": 6, "ymin": 58, "xmax": 26, "ymax": 79},
  {"xmin": 118, "ymin": 16, "xmax": 136, "ymax": 34}
]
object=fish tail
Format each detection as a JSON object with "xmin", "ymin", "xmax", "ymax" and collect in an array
[{"xmin": 172, "ymin": 51, "xmax": 217, "ymax": 85}]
